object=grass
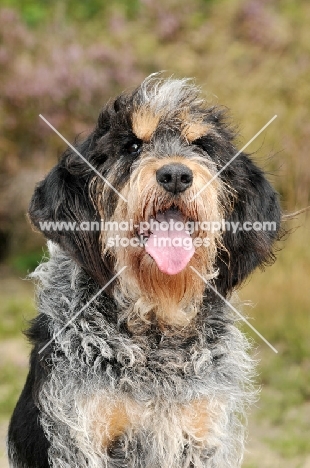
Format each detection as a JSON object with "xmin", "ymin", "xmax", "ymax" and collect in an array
[
  {"xmin": 0, "ymin": 297, "xmax": 35, "ymax": 340},
  {"xmin": 0, "ymin": 272, "xmax": 35, "ymax": 421},
  {"xmin": 239, "ymin": 216, "xmax": 310, "ymax": 464},
  {"xmin": 267, "ymin": 431, "xmax": 310, "ymax": 458},
  {"xmin": 0, "ymin": 365, "xmax": 28, "ymax": 419},
  {"xmin": 9, "ymin": 250, "xmax": 47, "ymax": 276}
]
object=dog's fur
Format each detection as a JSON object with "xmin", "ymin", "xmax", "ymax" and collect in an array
[{"xmin": 8, "ymin": 76, "xmax": 281, "ymax": 468}]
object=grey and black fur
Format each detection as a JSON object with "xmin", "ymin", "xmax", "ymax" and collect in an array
[{"xmin": 8, "ymin": 75, "xmax": 281, "ymax": 468}]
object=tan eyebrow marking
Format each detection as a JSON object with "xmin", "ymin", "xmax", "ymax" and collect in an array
[
  {"xmin": 132, "ymin": 106, "xmax": 161, "ymax": 142},
  {"xmin": 182, "ymin": 121, "xmax": 213, "ymax": 142}
]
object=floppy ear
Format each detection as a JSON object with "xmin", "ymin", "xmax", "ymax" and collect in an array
[
  {"xmin": 28, "ymin": 135, "xmax": 112, "ymax": 287},
  {"xmin": 215, "ymin": 153, "xmax": 281, "ymax": 295}
]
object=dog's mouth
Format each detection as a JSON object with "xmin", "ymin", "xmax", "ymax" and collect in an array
[{"xmin": 139, "ymin": 207, "xmax": 195, "ymax": 276}]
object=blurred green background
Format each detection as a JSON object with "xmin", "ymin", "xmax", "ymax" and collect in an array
[{"xmin": 0, "ymin": 0, "xmax": 309, "ymax": 466}]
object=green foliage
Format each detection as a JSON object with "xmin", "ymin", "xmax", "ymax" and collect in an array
[
  {"xmin": 9, "ymin": 250, "xmax": 48, "ymax": 275},
  {"xmin": 0, "ymin": 297, "xmax": 35, "ymax": 339},
  {"xmin": 239, "ymin": 219, "xmax": 310, "ymax": 464},
  {"xmin": 1, "ymin": 0, "xmax": 48, "ymax": 25},
  {"xmin": 265, "ymin": 430, "xmax": 310, "ymax": 458},
  {"xmin": 0, "ymin": 364, "xmax": 28, "ymax": 418},
  {"xmin": 1, "ymin": 0, "xmax": 142, "ymax": 25}
]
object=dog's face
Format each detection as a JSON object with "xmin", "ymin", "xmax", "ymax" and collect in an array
[{"xmin": 29, "ymin": 76, "xmax": 281, "ymax": 326}]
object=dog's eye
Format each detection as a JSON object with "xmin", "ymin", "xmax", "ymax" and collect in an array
[{"xmin": 124, "ymin": 140, "xmax": 142, "ymax": 157}]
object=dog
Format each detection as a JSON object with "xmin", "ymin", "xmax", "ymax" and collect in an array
[{"xmin": 8, "ymin": 75, "xmax": 281, "ymax": 468}]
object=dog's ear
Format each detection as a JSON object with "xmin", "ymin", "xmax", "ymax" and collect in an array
[
  {"xmin": 215, "ymin": 152, "xmax": 281, "ymax": 295},
  {"xmin": 28, "ymin": 135, "xmax": 112, "ymax": 287}
]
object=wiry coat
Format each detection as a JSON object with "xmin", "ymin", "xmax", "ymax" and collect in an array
[{"xmin": 8, "ymin": 76, "xmax": 281, "ymax": 468}]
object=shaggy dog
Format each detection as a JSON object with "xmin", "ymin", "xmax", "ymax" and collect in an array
[{"xmin": 8, "ymin": 76, "xmax": 281, "ymax": 468}]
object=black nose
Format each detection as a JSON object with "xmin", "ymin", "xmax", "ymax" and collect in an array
[{"xmin": 156, "ymin": 163, "xmax": 193, "ymax": 194}]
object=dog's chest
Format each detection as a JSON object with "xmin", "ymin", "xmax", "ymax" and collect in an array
[
  {"xmin": 87, "ymin": 394, "xmax": 216, "ymax": 451},
  {"xmin": 63, "ymin": 337, "xmax": 221, "ymax": 465}
]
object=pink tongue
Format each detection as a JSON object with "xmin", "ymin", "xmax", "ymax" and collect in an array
[{"xmin": 145, "ymin": 210, "xmax": 195, "ymax": 275}]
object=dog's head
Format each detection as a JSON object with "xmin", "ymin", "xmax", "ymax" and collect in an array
[{"xmin": 29, "ymin": 76, "xmax": 281, "ymax": 326}]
